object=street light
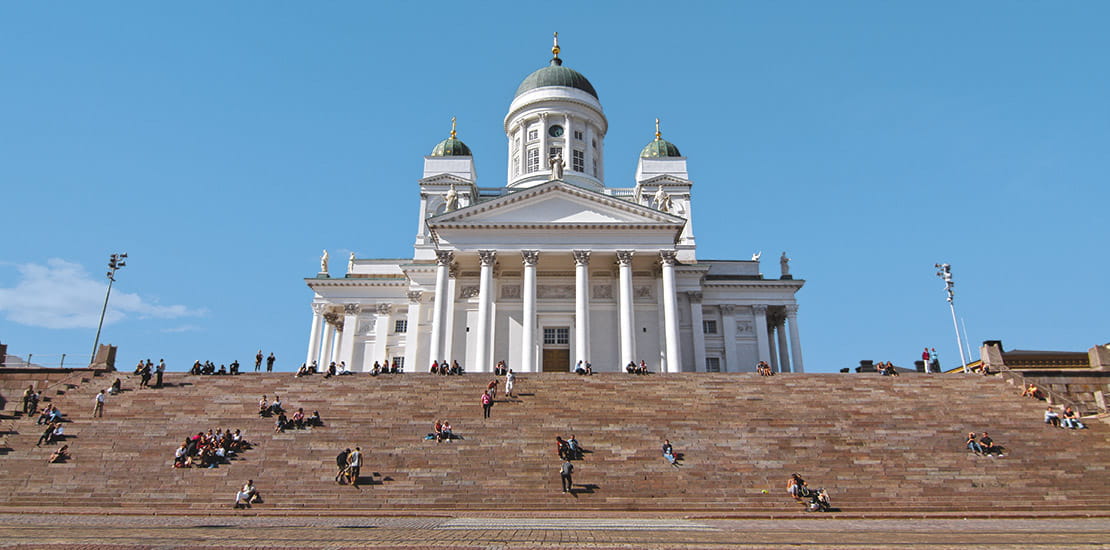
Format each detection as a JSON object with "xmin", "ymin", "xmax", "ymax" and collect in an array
[
  {"xmin": 934, "ymin": 263, "xmax": 968, "ymax": 373},
  {"xmin": 90, "ymin": 253, "xmax": 127, "ymax": 364}
]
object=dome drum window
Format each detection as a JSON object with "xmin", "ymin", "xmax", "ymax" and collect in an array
[{"xmin": 548, "ymin": 125, "xmax": 564, "ymax": 137}]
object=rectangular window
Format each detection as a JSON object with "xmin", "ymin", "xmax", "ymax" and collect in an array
[
  {"xmin": 592, "ymin": 154, "xmax": 599, "ymax": 176},
  {"xmin": 703, "ymin": 319, "xmax": 718, "ymax": 334},
  {"xmin": 512, "ymin": 155, "xmax": 520, "ymax": 177},
  {"xmin": 574, "ymin": 130, "xmax": 584, "ymax": 140},
  {"xmin": 572, "ymin": 149, "xmax": 585, "ymax": 172},
  {"xmin": 527, "ymin": 129, "xmax": 538, "ymax": 141},
  {"xmin": 526, "ymin": 148, "xmax": 540, "ymax": 173},
  {"xmin": 394, "ymin": 319, "xmax": 407, "ymax": 333},
  {"xmin": 549, "ymin": 146, "xmax": 562, "ymax": 159},
  {"xmin": 543, "ymin": 327, "xmax": 569, "ymax": 345},
  {"xmin": 705, "ymin": 357, "xmax": 721, "ymax": 372}
]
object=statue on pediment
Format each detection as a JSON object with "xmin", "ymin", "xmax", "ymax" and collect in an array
[
  {"xmin": 549, "ymin": 152, "xmax": 565, "ymax": 180},
  {"xmin": 320, "ymin": 249, "xmax": 329, "ymax": 274},
  {"xmin": 653, "ymin": 186, "xmax": 672, "ymax": 213},
  {"xmin": 444, "ymin": 184, "xmax": 459, "ymax": 212}
]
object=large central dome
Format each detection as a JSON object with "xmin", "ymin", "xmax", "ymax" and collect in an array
[{"xmin": 514, "ymin": 58, "xmax": 598, "ymax": 99}]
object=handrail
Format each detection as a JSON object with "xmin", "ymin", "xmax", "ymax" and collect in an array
[
  {"xmin": 2, "ymin": 354, "xmax": 86, "ymax": 369},
  {"xmin": 995, "ymin": 368, "xmax": 1098, "ymax": 413}
]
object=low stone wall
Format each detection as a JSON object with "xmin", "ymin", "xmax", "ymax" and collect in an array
[{"xmin": 1016, "ymin": 370, "xmax": 1110, "ymax": 415}]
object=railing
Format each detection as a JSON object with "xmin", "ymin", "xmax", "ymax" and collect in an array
[
  {"xmin": 995, "ymin": 368, "xmax": 1097, "ymax": 414},
  {"xmin": 1, "ymin": 353, "xmax": 87, "ymax": 369}
]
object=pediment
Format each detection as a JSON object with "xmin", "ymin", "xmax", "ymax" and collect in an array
[
  {"xmin": 419, "ymin": 173, "xmax": 473, "ymax": 186},
  {"xmin": 638, "ymin": 174, "xmax": 692, "ymax": 186},
  {"xmin": 428, "ymin": 180, "xmax": 685, "ymax": 228}
]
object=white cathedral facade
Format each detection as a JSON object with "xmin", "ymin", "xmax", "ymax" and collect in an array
[{"xmin": 304, "ymin": 39, "xmax": 805, "ymax": 374}]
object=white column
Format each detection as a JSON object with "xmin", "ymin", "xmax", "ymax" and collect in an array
[
  {"xmin": 372, "ymin": 303, "xmax": 393, "ymax": 368},
  {"xmin": 786, "ymin": 304, "xmax": 804, "ymax": 372},
  {"xmin": 338, "ymin": 304, "xmax": 360, "ymax": 368},
  {"xmin": 777, "ymin": 316, "xmax": 792, "ymax": 373},
  {"xmin": 428, "ymin": 251, "xmax": 452, "ymax": 367},
  {"xmin": 660, "ymin": 250, "xmax": 681, "ymax": 373},
  {"xmin": 306, "ymin": 304, "xmax": 325, "ymax": 367},
  {"xmin": 721, "ymin": 304, "xmax": 738, "ymax": 372},
  {"xmin": 521, "ymin": 250, "xmax": 539, "ymax": 373},
  {"xmin": 688, "ymin": 292, "xmax": 706, "ymax": 372},
  {"xmin": 328, "ymin": 324, "xmax": 341, "ymax": 366},
  {"xmin": 573, "ymin": 250, "xmax": 590, "ymax": 368},
  {"xmin": 616, "ymin": 250, "xmax": 636, "ymax": 368},
  {"xmin": 404, "ymin": 291, "xmax": 423, "ymax": 374},
  {"xmin": 539, "ymin": 114, "xmax": 548, "ymax": 173},
  {"xmin": 767, "ymin": 324, "xmax": 780, "ymax": 372},
  {"xmin": 320, "ymin": 321, "xmax": 336, "ymax": 366},
  {"xmin": 565, "ymin": 114, "xmax": 573, "ymax": 173},
  {"xmin": 443, "ymin": 270, "xmax": 457, "ymax": 364},
  {"xmin": 475, "ymin": 250, "xmax": 496, "ymax": 373},
  {"xmin": 752, "ymin": 304, "xmax": 771, "ymax": 365}
]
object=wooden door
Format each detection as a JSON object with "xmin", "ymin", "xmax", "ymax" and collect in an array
[{"xmin": 542, "ymin": 349, "xmax": 570, "ymax": 372}]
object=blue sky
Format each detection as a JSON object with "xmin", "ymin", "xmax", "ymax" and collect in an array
[{"xmin": 2, "ymin": 2, "xmax": 1106, "ymax": 372}]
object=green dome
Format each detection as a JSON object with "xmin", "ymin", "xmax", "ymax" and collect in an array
[
  {"xmin": 514, "ymin": 59, "xmax": 598, "ymax": 99},
  {"xmin": 640, "ymin": 138, "xmax": 681, "ymax": 158},
  {"xmin": 430, "ymin": 137, "xmax": 472, "ymax": 157}
]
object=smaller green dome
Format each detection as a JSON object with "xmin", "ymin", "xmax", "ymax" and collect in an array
[
  {"xmin": 641, "ymin": 138, "xmax": 681, "ymax": 158},
  {"xmin": 431, "ymin": 137, "xmax": 472, "ymax": 157}
]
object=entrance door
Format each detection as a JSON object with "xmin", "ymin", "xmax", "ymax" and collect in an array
[
  {"xmin": 541, "ymin": 326, "xmax": 570, "ymax": 372},
  {"xmin": 542, "ymin": 349, "xmax": 570, "ymax": 372}
]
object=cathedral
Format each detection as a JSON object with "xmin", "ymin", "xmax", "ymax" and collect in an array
[{"xmin": 304, "ymin": 36, "xmax": 805, "ymax": 374}]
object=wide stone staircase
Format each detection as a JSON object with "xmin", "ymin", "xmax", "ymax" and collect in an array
[{"xmin": 0, "ymin": 371, "xmax": 1106, "ymax": 515}]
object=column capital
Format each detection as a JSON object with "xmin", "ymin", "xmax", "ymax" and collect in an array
[
  {"xmin": 785, "ymin": 304, "xmax": 799, "ymax": 317},
  {"xmin": 343, "ymin": 303, "xmax": 361, "ymax": 315},
  {"xmin": 521, "ymin": 250, "xmax": 540, "ymax": 266},
  {"xmin": 686, "ymin": 291, "xmax": 703, "ymax": 303},
  {"xmin": 312, "ymin": 303, "xmax": 328, "ymax": 315},
  {"xmin": 435, "ymin": 250, "xmax": 455, "ymax": 266},
  {"xmin": 659, "ymin": 250, "xmax": 678, "ymax": 266},
  {"xmin": 720, "ymin": 304, "xmax": 735, "ymax": 315},
  {"xmin": 478, "ymin": 250, "xmax": 497, "ymax": 266},
  {"xmin": 573, "ymin": 250, "xmax": 591, "ymax": 266},
  {"xmin": 752, "ymin": 304, "xmax": 769, "ymax": 314},
  {"xmin": 448, "ymin": 265, "xmax": 459, "ymax": 278},
  {"xmin": 376, "ymin": 303, "xmax": 393, "ymax": 316},
  {"xmin": 407, "ymin": 291, "xmax": 424, "ymax": 304},
  {"xmin": 616, "ymin": 250, "xmax": 635, "ymax": 265}
]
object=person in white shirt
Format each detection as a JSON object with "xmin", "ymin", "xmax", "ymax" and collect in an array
[{"xmin": 93, "ymin": 390, "xmax": 105, "ymax": 418}]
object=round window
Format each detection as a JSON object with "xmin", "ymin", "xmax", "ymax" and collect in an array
[{"xmin": 548, "ymin": 125, "xmax": 564, "ymax": 137}]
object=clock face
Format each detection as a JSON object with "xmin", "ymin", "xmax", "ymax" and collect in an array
[{"xmin": 548, "ymin": 125, "xmax": 564, "ymax": 137}]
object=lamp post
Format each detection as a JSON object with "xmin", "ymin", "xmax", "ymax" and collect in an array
[
  {"xmin": 934, "ymin": 263, "xmax": 968, "ymax": 373},
  {"xmin": 91, "ymin": 253, "xmax": 127, "ymax": 364}
]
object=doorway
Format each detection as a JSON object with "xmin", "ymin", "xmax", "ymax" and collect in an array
[{"xmin": 541, "ymin": 326, "xmax": 570, "ymax": 372}]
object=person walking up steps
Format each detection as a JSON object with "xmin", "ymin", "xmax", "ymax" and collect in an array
[
  {"xmin": 266, "ymin": 352, "xmax": 276, "ymax": 372},
  {"xmin": 255, "ymin": 350, "xmax": 263, "ymax": 372},
  {"xmin": 93, "ymin": 390, "xmax": 105, "ymax": 418},
  {"xmin": 347, "ymin": 447, "xmax": 362, "ymax": 486}
]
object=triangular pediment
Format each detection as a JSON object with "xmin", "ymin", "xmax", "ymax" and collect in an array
[
  {"xmin": 428, "ymin": 180, "xmax": 685, "ymax": 227},
  {"xmin": 638, "ymin": 174, "xmax": 692, "ymax": 186},
  {"xmin": 419, "ymin": 173, "xmax": 473, "ymax": 186}
]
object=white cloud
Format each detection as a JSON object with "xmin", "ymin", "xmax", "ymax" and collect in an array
[
  {"xmin": 0, "ymin": 259, "xmax": 204, "ymax": 329},
  {"xmin": 161, "ymin": 324, "xmax": 202, "ymax": 334}
]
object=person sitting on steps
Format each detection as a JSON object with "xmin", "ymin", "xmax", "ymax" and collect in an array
[
  {"xmin": 234, "ymin": 480, "xmax": 260, "ymax": 508},
  {"xmin": 966, "ymin": 432, "xmax": 984, "ymax": 455},
  {"xmin": 48, "ymin": 445, "xmax": 69, "ymax": 464}
]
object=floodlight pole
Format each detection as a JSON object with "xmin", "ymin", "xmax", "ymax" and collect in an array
[
  {"xmin": 91, "ymin": 253, "xmax": 127, "ymax": 364},
  {"xmin": 935, "ymin": 263, "xmax": 968, "ymax": 373}
]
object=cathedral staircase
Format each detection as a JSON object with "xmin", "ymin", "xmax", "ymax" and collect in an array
[{"xmin": 0, "ymin": 371, "xmax": 1106, "ymax": 516}]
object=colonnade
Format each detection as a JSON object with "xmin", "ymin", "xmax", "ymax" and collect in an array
[
  {"xmin": 305, "ymin": 252, "xmax": 803, "ymax": 374},
  {"xmin": 422, "ymin": 249, "xmax": 683, "ymax": 373}
]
